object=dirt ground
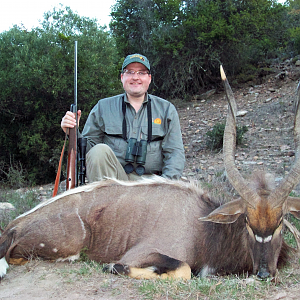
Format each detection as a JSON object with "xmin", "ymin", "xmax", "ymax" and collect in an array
[
  {"xmin": 0, "ymin": 260, "xmax": 144, "ymax": 299},
  {"xmin": 1, "ymin": 257, "xmax": 300, "ymax": 300},
  {"xmin": 1, "ymin": 61, "xmax": 300, "ymax": 299},
  {"xmin": 1, "ymin": 251, "xmax": 300, "ymax": 300}
]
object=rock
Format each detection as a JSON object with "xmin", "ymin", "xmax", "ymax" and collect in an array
[
  {"xmin": 272, "ymin": 292, "xmax": 287, "ymax": 300},
  {"xmin": 194, "ymin": 89, "xmax": 216, "ymax": 100},
  {"xmin": 295, "ymin": 60, "xmax": 300, "ymax": 66},
  {"xmin": 287, "ymin": 150, "xmax": 295, "ymax": 157},
  {"xmin": 237, "ymin": 110, "xmax": 248, "ymax": 117},
  {"xmin": 0, "ymin": 202, "xmax": 15, "ymax": 219},
  {"xmin": 275, "ymin": 71, "xmax": 287, "ymax": 80},
  {"xmin": 187, "ymin": 172, "xmax": 196, "ymax": 176},
  {"xmin": 0, "ymin": 202, "xmax": 15, "ymax": 210},
  {"xmin": 243, "ymin": 161, "xmax": 257, "ymax": 165},
  {"xmin": 280, "ymin": 145, "xmax": 290, "ymax": 151}
]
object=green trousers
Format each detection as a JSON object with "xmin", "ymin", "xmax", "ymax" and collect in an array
[{"xmin": 86, "ymin": 144, "xmax": 141, "ymax": 182}]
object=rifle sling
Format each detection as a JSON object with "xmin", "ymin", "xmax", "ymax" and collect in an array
[{"xmin": 52, "ymin": 132, "xmax": 68, "ymax": 197}]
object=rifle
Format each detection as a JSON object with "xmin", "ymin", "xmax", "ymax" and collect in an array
[
  {"xmin": 66, "ymin": 41, "xmax": 87, "ymax": 190},
  {"xmin": 53, "ymin": 41, "xmax": 86, "ymax": 197}
]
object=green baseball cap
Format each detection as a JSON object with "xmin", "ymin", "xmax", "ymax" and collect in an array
[{"xmin": 122, "ymin": 53, "xmax": 150, "ymax": 71}]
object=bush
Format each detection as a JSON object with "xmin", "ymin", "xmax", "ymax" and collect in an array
[
  {"xmin": 0, "ymin": 158, "xmax": 28, "ymax": 189},
  {"xmin": 289, "ymin": 27, "xmax": 300, "ymax": 54},
  {"xmin": 0, "ymin": 6, "xmax": 122, "ymax": 184},
  {"xmin": 206, "ymin": 123, "xmax": 248, "ymax": 151}
]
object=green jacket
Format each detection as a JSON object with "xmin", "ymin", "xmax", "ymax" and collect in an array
[{"xmin": 81, "ymin": 93, "xmax": 185, "ymax": 179}]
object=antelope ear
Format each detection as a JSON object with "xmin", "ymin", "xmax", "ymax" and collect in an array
[
  {"xmin": 286, "ymin": 196, "xmax": 300, "ymax": 219},
  {"xmin": 199, "ymin": 199, "xmax": 246, "ymax": 224}
]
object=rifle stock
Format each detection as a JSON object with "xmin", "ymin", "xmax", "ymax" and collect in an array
[{"xmin": 66, "ymin": 106, "xmax": 77, "ymax": 190}]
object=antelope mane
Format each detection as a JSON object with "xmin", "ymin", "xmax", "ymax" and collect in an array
[{"xmin": 17, "ymin": 176, "xmax": 205, "ymax": 219}]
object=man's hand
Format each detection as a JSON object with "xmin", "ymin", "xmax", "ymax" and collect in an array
[{"xmin": 61, "ymin": 110, "xmax": 81, "ymax": 133}]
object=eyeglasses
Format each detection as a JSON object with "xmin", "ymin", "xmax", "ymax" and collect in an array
[{"xmin": 122, "ymin": 69, "xmax": 150, "ymax": 77}]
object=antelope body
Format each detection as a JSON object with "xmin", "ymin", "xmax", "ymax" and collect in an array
[{"xmin": 1, "ymin": 67, "xmax": 300, "ymax": 280}]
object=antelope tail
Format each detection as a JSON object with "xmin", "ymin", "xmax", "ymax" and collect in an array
[{"xmin": 0, "ymin": 230, "xmax": 14, "ymax": 278}]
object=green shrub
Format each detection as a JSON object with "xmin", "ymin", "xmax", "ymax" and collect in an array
[
  {"xmin": 206, "ymin": 123, "xmax": 248, "ymax": 151},
  {"xmin": 0, "ymin": 159, "xmax": 28, "ymax": 188},
  {"xmin": 289, "ymin": 27, "xmax": 300, "ymax": 54},
  {"xmin": 0, "ymin": 6, "xmax": 122, "ymax": 184}
]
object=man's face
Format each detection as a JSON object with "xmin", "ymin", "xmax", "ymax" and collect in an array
[{"xmin": 121, "ymin": 62, "xmax": 151, "ymax": 98}]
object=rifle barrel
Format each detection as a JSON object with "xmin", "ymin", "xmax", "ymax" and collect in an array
[{"xmin": 74, "ymin": 40, "xmax": 78, "ymax": 108}]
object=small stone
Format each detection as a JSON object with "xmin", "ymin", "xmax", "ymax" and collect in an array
[
  {"xmin": 273, "ymin": 292, "xmax": 287, "ymax": 300},
  {"xmin": 237, "ymin": 110, "xmax": 248, "ymax": 117},
  {"xmin": 287, "ymin": 150, "xmax": 295, "ymax": 157},
  {"xmin": 0, "ymin": 203, "xmax": 15, "ymax": 210}
]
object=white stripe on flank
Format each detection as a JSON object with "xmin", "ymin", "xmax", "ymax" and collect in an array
[
  {"xmin": 76, "ymin": 208, "xmax": 86, "ymax": 240},
  {"xmin": 0, "ymin": 257, "xmax": 9, "ymax": 278}
]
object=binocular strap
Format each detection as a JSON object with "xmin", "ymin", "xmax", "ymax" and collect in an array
[{"xmin": 122, "ymin": 95, "xmax": 152, "ymax": 143}]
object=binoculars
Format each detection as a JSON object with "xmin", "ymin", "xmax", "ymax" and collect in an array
[
  {"xmin": 78, "ymin": 137, "xmax": 87, "ymax": 186},
  {"xmin": 124, "ymin": 138, "xmax": 147, "ymax": 175}
]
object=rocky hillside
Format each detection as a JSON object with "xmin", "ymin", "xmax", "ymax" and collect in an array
[{"xmin": 179, "ymin": 59, "xmax": 300, "ymax": 193}]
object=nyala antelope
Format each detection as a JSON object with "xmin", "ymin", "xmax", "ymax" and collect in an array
[{"xmin": 1, "ymin": 66, "xmax": 300, "ymax": 280}]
